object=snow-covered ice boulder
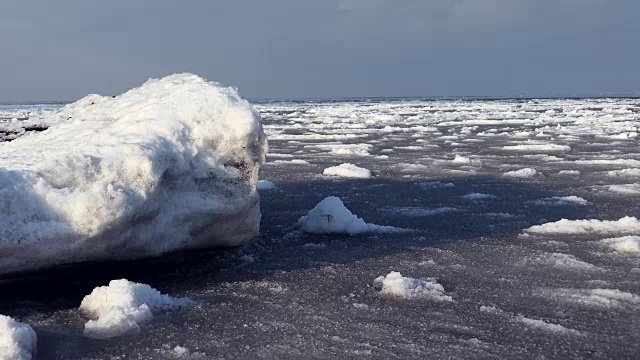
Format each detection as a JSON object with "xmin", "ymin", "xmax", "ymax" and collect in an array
[
  {"xmin": 79, "ymin": 279, "xmax": 193, "ymax": 339},
  {"xmin": 298, "ymin": 196, "xmax": 401, "ymax": 235},
  {"xmin": 0, "ymin": 315, "xmax": 37, "ymax": 360},
  {"xmin": 323, "ymin": 163, "xmax": 372, "ymax": 178},
  {"xmin": 0, "ymin": 73, "xmax": 267, "ymax": 274},
  {"xmin": 373, "ymin": 272, "xmax": 452, "ymax": 301}
]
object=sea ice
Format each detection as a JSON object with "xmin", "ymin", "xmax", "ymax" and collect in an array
[
  {"xmin": 79, "ymin": 279, "xmax": 193, "ymax": 339},
  {"xmin": 0, "ymin": 73, "xmax": 267, "ymax": 275}
]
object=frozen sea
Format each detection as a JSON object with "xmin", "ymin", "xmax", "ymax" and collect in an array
[{"xmin": 2, "ymin": 97, "xmax": 640, "ymax": 359}]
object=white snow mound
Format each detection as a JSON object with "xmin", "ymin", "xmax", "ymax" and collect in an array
[
  {"xmin": 323, "ymin": 163, "xmax": 372, "ymax": 178},
  {"xmin": 0, "ymin": 315, "xmax": 37, "ymax": 360},
  {"xmin": 0, "ymin": 73, "xmax": 267, "ymax": 275},
  {"xmin": 373, "ymin": 272, "xmax": 453, "ymax": 301},
  {"xmin": 79, "ymin": 279, "xmax": 193, "ymax": 339},
  {"xmin": 256, "ymin": 180, "xmax": 276, "ymax": 190},
  {"xmin": 298, "ymin": 196, "xmax": 401, "ymax": 235},
  {"xmin": 525, "ymin": 216, "xmax": 640, "ymax": 236}
]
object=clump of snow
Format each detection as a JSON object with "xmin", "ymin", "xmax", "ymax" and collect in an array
[
  {"xmin": 451, "ymin": 155, "xmax": 471, "ymax": 164},
  {"xmin": 373, "ymin": 272, "xmax": 452, "ymax": 301},
  {"xmin": 298, "ymin": 196, "xmax": 402, "ymax": 235},
  {"xmin": 0, "ymin": 315, "xmax": 37, "ymax": 360},
  {"xmin": 528, "ymin": 196, "xmax": 589, "ymax": 206},
  {"xmin": 323, "ymin": 163, "xmax": 372, "ymax": 178},
  {"xmin": 79, "ymin": 279, "xmax": 193, "ymax": 339},
  {"xmin": 462, "ymin": 193, "xmax": 497, "ymax": 201},
  {"xmin": 601, "ymin": 236, "xmax": 640, "ymax": 253},
  {"xmin": 0, "ymin": 74, "xmax": 268, "ymax": 275},
  {"xmin": 256, "ymin": 180, "xmax": 276, "ymax": 190},
  {"xmin": 503, "ymin": 168, "xmax": 538, "ymax": 178},
  {"xmin": 525, "ymin": 216, "xmax": 640, "ymax": 236}
]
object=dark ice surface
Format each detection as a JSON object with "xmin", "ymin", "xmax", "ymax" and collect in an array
[{"xmin": 1, "ymin": 98, "xmax": 640, "ymax": 359}]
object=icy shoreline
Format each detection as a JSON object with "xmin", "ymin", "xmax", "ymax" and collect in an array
[{"xmin": 0, "ymin": 74, "xmax": 267, "ymax": 275}]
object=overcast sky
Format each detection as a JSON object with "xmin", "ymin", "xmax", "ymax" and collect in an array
[{"xmin": 1, "ymin": 0, "xmax": 639, "ymax": 102}]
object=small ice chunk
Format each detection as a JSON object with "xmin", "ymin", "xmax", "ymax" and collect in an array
[
  {"xmin": 373, "ymin": 271, "xmax": 452, "ymax": 301},
  {"xmin": 79, "ymin": 279, "xmax": 193, "ymax": 339},
  {"xmin": 528, "ymin": 196, "xmax": 589, "ymax": 206},
  {"xmin": 601, "ymin": 236, "xmax": 640, "ymax": 253},
  {"xmin": 503, "ymin": 168, "xmax": 538, "ymax": 178},
  {"xmin": 0, "ymin": 315, "xmax": 37, "ymax": 360},
  {"xmin": 501, "ymin": 144, "xmax": 571, "ymax": 152},
  {"xmin": 462, "ymin": 193, "xmax": 497, "ymax": 201},
  {"xmin": 516, "ymin": 315, "xmax": 581, "ymax": 335},
  {"xmin": 525, "ymin": 216, "xmax": 640, "ymax": 236},
  {"xmin": 256, "ymin": 180, "xmax": 276, "ymax": 190},
  {"xmin": 557, "ymin": 170, "xmax": 580, "ymax": 176},
  {"xmin": 451, "ymin": 155, "xmax": 471, "ymax": 164},
  {"xmin": 323, "ymin": 163, "xmax": 372, "ymax": 178},
  {"xmin": 298, "ymin": 196, "xmax": 401, "ymax": 235}
]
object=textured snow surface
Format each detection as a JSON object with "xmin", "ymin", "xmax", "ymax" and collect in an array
[
  {"xmin": 79, "ymin": 279, "xmax": 192, "ymax": 339},
  {"xmin": 298, "ymin": 196, "xmax": 401, "ymax": 235},
  {"xmin": 0, "ymin": 315, "xmax": 37, "ymax": 360},
  {"xmin": 0, "ymin": 73, "xmax": 267, "ymax": 274},
  {"xmin": 525, "ymin": 216, "xmax": 640, "ymax": 236},
  {"xmin": 323, "ymin": 163, "xmax": 372, "ymax": 178},
  {"xmin": 373, "ymin": 272, "xmax": 453, "ymax": 301}
]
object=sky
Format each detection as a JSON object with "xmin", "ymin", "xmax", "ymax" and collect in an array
[{"xmin": 1, "ymin": 0, "xmax": 639, "ymax": 102}]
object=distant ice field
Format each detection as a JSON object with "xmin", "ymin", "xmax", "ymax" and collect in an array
[{"xmin": 2, "ymin": 97, "xmax": 640, "ymax": 359}]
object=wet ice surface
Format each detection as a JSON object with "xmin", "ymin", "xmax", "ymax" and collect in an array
[{"xmin": 2, "ymin": 98, "xmax": 640, "ymax": 359}]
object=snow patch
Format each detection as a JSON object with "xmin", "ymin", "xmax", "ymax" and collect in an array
[
  {"xmin": 516, "ymin": 315, "xmax": 581, "ymax": 335},
  {"xmin": 373, "ymin": 272, "xmax": 453, "ymax": 301},
  {"xmin": 79, "ymin": 279, "xmax": 193, "ymax": 339}
]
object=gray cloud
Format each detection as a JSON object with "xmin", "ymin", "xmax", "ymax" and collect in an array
[{"xmin": 1, "ymin": 0, "xmax": 638, "ymax": 102}]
